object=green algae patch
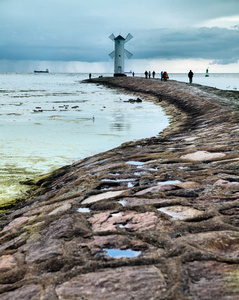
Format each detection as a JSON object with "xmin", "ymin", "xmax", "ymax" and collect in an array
[
  {"xmin": 0, "ymin": 197, "xmax": 26, "ymax": 214},
  {"xmin": 0, "ymin": 166, "xmax": 70, "ymax": 215}
]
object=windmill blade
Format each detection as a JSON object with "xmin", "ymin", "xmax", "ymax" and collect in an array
[
  {"xmin": 125, "ymin": 33, "xmax": 133, "ymax": 43},
  {"xmin": 109, "ymin": 50, "xmax": 115, "ymax": 59},
  {"xmin": 109, "ymin": 33, "xmax": 116, "ymax": 41},
  {"xmin": 124, "ymin": 49, "xmax": 133, "ymax": 59}
]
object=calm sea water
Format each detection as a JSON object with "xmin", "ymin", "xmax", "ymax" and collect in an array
[
  {"xmin": 166, "ymin": 73, "xmax": 239, "ymax": 91},
  {"xmin": 135, "ymin": 72, "xmax": 239, "ymax": 90},
  {"xmin": 0, "ymin": 72, "xmax": 169, "ymax": 202},
  {"xmin": 1, "ymin": 72, "xmax": 237, "ymax": 202}
]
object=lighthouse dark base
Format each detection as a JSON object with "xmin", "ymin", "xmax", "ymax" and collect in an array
[{"xmin": 114, "ymin": 73, "xmax": 127, "ymax": 77}]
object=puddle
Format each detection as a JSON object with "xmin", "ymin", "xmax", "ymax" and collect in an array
[
  {"xmin": 111, "ymin": 212, "xmax": 122, "ymax": 217},
  {"xmin": 126, "ymin": 161, "xmax": 145, "ymax": 167},
  {"xmin": 102, "ymin": 178, "xmax": 135, "ymax": 183},
  {"xmin": 117, "ymin": 223, "xmax": 130, "ymax": 229},
  {"xmin": 157, "ymin": 180, "xmax": 181, "ymax": 185},
  {"xmin": 147, "ymin": 168, "xmax": 158, "ymax": 171},
  {"xmin": 103, "ymin": 248, "xmax": 141, "ymax": 258},
  {"xmin": 178, "ymin": 166, "xmax": 188, "ymax": 170},
  {"xmin": 77, "ymin": 207, "xmax": 91, "ymax": 213},
  {"xmin": 118, "ymin": 200, "xmax": 127, "ymax": 206}
]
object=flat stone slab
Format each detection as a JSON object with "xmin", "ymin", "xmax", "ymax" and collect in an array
[
  {"xmin": 56, "ymin": 266, "xmax": 167, "ymax": 300},
  {"xmin": 0, "ymin": 255, "xmax": 17, "ymax": 272},
  {"xmin": 182, "ymin": 261, "xmax": 239, "ymax": 299},
  {"xmin": 180, "ymin": 150, "xmax": 225, "ymax": 162},
  {"xmin": 158, "ymin": 205, "xmax": 204, "ymax": 220},
  {"xmin": 82, "ymin": 190, "xmax": 126, "ymax": 204},
  {"xmin": 89, "ymin": 211, "xmax": 160, "ymax": 232}
]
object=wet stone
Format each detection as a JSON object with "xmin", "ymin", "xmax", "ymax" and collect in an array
[
  {"xmin": 82, "ymin": 190, "xmax": 126, "ymax": 204},
  {"xmin": 0, "ymin": 77, "xmax": 239, "ymax": 299},
  {"xmin": 182, "ymin": 261, "xmax": 239, "ymax": 300},
  {"xmin": 55, "ymin": 266, "xmax": 167, "ymax": 300},
  {"xmin": 158, "ymin": 205, "xmax": 204, "ymax": 221},
  {"xmin": 0, "ymin": 255, "xmax": 17, "ymax": 272},
  {"xmin": 180, "ymin": 150, "xmax": 226, "ymax": 162},
  {"xmin": 0, "ymin": 285, "xmax": 41, "ymax": 300}
]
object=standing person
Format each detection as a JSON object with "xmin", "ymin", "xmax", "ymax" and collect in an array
[
  {"xmin": 161, "ymin": 71, "xmax": 164, "ymax": 81},
  {"xmin": 152, "ymin": 71, "xmax": 155, "ymax": 78},
  {"xmin": 188, "ymin": 70, "xmax": 193, "ymax": 83},
  {"xmin": 148, "ymin": 71, "xmax": 151, "ymax": 78},
  {"xmin": 145, "ymin": 71, "xmax": 148, "ymax": 78}
]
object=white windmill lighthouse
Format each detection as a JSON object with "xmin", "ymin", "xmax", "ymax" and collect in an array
[{"xmin": 109, "ymin": 33, "xmax": 133, "ymax": 77}]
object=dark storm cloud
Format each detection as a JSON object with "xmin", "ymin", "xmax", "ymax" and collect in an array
[
  {"xmin": 131, "ymin": 27, "xmax": 239, "ymax": 63},
  {"xmin": 0, "ymin": 0, "xmax": 239, "ymax": 65}
]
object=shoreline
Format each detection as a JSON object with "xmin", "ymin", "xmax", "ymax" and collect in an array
[{"xmin": 0, "ymin": 77, "xmax": 238, "ymax": 299}]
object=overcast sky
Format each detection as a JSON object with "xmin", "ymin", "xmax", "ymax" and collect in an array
[{"xmin": 0, "ymin": 0, "xmax": 239, "ymax": 72}]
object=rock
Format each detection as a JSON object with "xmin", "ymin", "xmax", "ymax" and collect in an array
[
  {"xmin": 49, "ymin": 203, "xmax": 72, "ymax": 215},
  {"xmin": 182, "ymin": 261, "xmax": 239, "ymax": 299},
  {"xmin": 2, "ymin": 216, "xmax": 31, "ymax": 233},
  {"xmin": 0, "ymin": 285, "xmax": 41, "ymax": 300},
  {"xmin": 56, "ymin": 266, "xmax": 166, "ymax": 300},
  {"xmin": 158, "ymin": 205, "xmax": 204, "ymax": 221},
  {"xmin": 0, "ymin": 255, "xmax": 17, "ymax": 272},
  {"xmin": 82, "ymin": 190, "xmax": 127, "ymax": 204},
  {"xmin": 180, "ymin": 150, "xmax": 226, "ymax": 162},
  {"xmin": 135, "ymin": 184, "xmax": 178, "ymax": 195}
]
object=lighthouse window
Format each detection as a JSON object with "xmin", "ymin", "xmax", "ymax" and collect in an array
[{"xmin": 119, "ymin": 55, "xmax": 121, "ymax": 57}]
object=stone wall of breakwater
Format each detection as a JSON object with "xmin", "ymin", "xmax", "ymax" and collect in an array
[{"xmin": 0, "ymin": 77, "xmax": 238, "ymax": 299}]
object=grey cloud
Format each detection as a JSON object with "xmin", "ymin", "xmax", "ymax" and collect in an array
[
  {"xmin": 1, "ymin": 0, "xmax": 239, "ymax": 66},
  {"xmin": 131, "ymin": 27, "xmax": 239, "ymax": 64}
]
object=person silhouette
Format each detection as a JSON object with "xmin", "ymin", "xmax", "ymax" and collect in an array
[{"xmin": 188, "ymin": 70, "xmax": 193, "ymax": 83}]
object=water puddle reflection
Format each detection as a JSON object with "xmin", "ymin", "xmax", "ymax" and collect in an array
[
  {"xmin": 118, "ymin": 200, "xmax": 127, "ymax": 206},
  {"xmin": 126, "ymin": 161, "xmax": 145, "ymax": 167},
  {"xmin": 111, "ymin": 212, "xmax": 122, "ymax": 217},
  {"xmin": 157, "ymin": 180, "xmax": 181, "ymax": 185},
  {"xmin": 103, "ymin": 248, "xmax": 141, "ymax": 258},
  {"xmin": 77, "ymin": 207, "xmax": 91, "ymax": 213}
]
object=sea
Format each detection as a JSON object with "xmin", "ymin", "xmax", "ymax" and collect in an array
[
  {"xmin": 0, "ymin": 72, "xmax": 238, "ymax": 203},
  {"xmin": 0, "ymin": 72, "xmax": 169, "ymax": 202}
]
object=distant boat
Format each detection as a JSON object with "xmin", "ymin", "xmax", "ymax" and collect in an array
[{"xmin": 34, "ymin": 69, "xmax": 49, "ymax": 73}]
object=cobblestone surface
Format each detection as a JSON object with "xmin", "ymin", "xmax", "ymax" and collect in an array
[{"xmin": 0, "ymin": 77, "xmax": 238, "ymax": 299}]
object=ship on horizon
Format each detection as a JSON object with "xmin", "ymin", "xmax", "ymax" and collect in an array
[{"xmin": 34, "ymin": 69, "xmax": 49, "ymax": 73}]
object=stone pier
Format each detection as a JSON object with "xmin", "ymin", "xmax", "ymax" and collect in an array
[{"xmin": 0, "ymin": 77, "xmax": 238, "ymax": 299}]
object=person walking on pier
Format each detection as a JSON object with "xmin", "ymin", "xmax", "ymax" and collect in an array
[{"xmin": 188, "ymin": 70, "xmax": 193, "ymax": 83}]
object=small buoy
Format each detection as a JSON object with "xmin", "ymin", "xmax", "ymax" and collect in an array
[{"xmin": 205, "ymin": 68, "xmax": 209, "ymax": 77}]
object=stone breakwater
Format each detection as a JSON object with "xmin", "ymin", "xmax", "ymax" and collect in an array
[{"xmin": 0, "ymin": 77, "xmax": 239, "ymax": 300}]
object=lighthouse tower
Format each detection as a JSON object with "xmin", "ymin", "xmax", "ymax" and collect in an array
[{"xmin": 109, "ymin": 33, "xmax": 133, "ymax": 77}]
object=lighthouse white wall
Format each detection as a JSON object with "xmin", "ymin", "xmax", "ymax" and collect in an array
[{"xmin": 114, "ymin": 39, "xmax": 125, "ymax": 74}]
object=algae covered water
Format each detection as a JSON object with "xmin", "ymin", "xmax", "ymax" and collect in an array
[{"xmin": 0, "ymin": 73, "xmax": 169, "ymax": 203}]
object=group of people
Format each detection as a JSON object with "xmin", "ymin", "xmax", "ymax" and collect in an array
[
  {"xmin": 161, "ymin": 71, "xmax": 169, "ymax": 81},
  {"xmin": 144, "ymin": 71, "xmax": 156, "ymax": 78}
]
